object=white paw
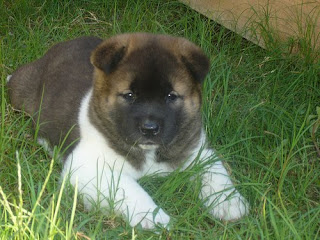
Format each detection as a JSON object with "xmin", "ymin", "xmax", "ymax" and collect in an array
[
  {"xmin": 208, "ymin": 191, "xmax": 249, "ymax": 221},
  {"xmin": 199, "ymin": 160, "xmax": 249, "ymax": 221},
  {"xmin": 129, "ymin": 207, "xmax": 170, "ymax": 229},
  {"xmin": 6, "ymin": 75, "xmax": 12, "ymax": 83},
  {"xmin": 37, "ymin": 138, "xmax": 53, "ymax": 156}
]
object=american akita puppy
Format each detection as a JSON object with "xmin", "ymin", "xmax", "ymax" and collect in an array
[{"xmin": 7, "ymin": 33, "xmax": 248, "ymax": 229}]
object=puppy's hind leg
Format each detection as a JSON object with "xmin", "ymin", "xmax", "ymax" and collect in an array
[
  {"xmin": 37, "ymin": 138, "xmax": 54, "ymax": 157},
  {"xmin": 6, "ymin": 75, "xmax": 12, "ymax": 83}
]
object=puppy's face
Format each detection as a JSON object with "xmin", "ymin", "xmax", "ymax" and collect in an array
[{"xmin": 90, "ymin": 33, "xmax": 209, "ymax": 149}]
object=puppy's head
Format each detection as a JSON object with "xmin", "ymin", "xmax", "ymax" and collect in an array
[{"xmin": 90, "ymin": 33, "xmax": 209, "ymax": 150}]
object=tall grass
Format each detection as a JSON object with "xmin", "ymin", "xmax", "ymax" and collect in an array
[{"xmin": 1, "ymin": 0, "xmax": 319, "ymax": 239}]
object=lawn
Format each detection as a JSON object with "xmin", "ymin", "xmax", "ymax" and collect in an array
[{"xmin": 0, "ymin": 0, "xmax": 319, "ymax": 239}]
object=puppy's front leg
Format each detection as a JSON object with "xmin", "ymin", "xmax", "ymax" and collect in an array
[
  {"xmin": 112, "ymin": 173, "xmax": 170, "ymax": 229},
  {"xmin": 199, "ymin": 150, "xmax": 249, "ymax": 221},
  {"xmin": 69, "ymin": 166, "xmax": 170, "ymax": 229}
]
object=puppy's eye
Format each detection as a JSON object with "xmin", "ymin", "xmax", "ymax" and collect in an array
[
  {"xmin": 166, "ymin": 91, "xmax": 178, "ymax": 103},
  {"xmin": 122, "ymin": 91, "xmax": 136, "ymax": 103}
]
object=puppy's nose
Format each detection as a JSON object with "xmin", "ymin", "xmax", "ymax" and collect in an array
[{"xmin": 140, "ymin": 120, "xmax": 160, "ymax": 136}]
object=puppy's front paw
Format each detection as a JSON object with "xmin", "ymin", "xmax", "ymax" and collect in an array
[
  {"xmin": 208, "ymin": 191, "xmax": 249, "ymax": 221},
  {"xmin": 199, "ymin": 160, "xmax": 249, "ymax": 221},
  {"xmin": 130, "ymin": 207, "xmax": 170, "ymax": 229}
]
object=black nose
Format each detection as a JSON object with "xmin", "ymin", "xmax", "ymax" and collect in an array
[{"xmin": 140, "ymin": 120, "xmax": 160, "ymax": 136}]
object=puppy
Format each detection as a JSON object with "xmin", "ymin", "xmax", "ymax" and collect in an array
[{"xmin": 8, "ymin": 33, "xmax": 248, "ymax": 229}]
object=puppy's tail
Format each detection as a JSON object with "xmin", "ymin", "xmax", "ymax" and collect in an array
[{"xmin": 6, "ymin": 75, "xmax": 12, "ymax": 84}]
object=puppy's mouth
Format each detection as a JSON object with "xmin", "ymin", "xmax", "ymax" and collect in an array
[{"xmin": 138, "ymin": 141, "xmax": 159, "ymax": 150}]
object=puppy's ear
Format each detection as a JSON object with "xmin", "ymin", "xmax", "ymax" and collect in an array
[
  {"xmin": 90, "ymin": 35, "xmax": 129, "ymax": 74},
  {"xmin": 178, "ymin": 40, "xmax": 210, "ymax": 84}
]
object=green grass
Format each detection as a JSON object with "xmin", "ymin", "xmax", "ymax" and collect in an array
[{"xmin": 1, "ymin": 0, "xmax": 319, "ymax": 239}]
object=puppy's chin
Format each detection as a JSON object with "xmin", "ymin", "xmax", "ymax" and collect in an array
[{"xmin": 139, "ymin": 144, "xmax": 159, "ymax": 150}]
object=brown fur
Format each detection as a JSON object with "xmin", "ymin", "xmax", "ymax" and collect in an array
[
  {"xmin": 8, "ymin": 33, "xmax": 209, "ymax": 169},
  {"xmin": 8, "ymin": 37, "xmax": 103, "ymax": 155}
]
